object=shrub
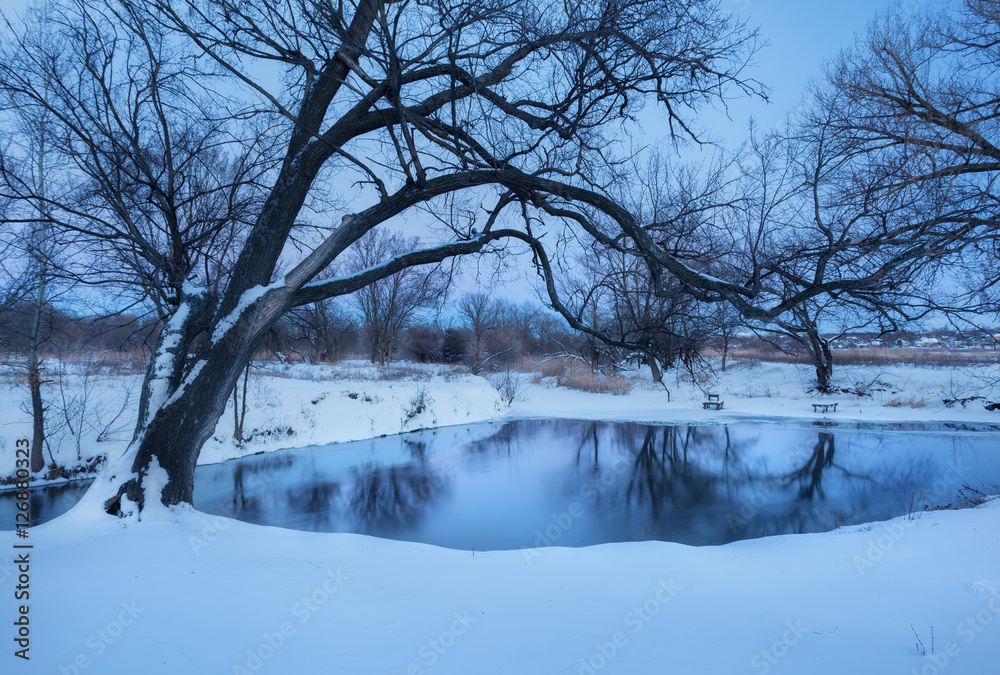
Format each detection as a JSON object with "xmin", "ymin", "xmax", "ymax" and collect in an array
[
  {"xmin": 487, "ymin": 368, "xmax": 526, "ymax": 404},
  {"xmin": 557, "ymin": 367, "xmax": 631, "ymax": 395},
  {"xmin": 885, "ymin": 397, "xmax": 927, "ymax": 408}
]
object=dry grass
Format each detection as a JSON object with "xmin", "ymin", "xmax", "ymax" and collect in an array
[
  {"xmin": 76, "ymin": 350, "xmax": 150, "ymax": 375},
  {"xmin": 884, "ymin": 397, "xmax": 929, "ymax": 409},
  {"xmin": 536, "ymin": 357, "xmax": 570, "ymax": 378},
  {"xmin": 1, "ymin": 350, "xmax": 149, "ymax": 378},
  {"xmin": 524, "ymin": 356, "xmax": 632, "ymax": 395},
  {"xmin": 557, "ymin": 367, "xmax": 632, "ymax": 395}
]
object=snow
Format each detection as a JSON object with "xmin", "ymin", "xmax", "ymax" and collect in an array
[
  {"xmin": 143, "ymin": 299, "xmax": 193, "ymax": 427},
  {"xmin": 3, "ymin": 495, "xmax": 999, "ymax": 673},
  {"xmin": 1, "ymin": 358, "xmax": 999, "ymax": 673},
  {"xmin": 3, "ymin": 358, "xmax": 997, "ymax": 485},
  {"xmin": 161, "ymin": 359, "xmax": 206, "ymax": 410},
  {"xmin": 197, "ymin": 361, "xmax": 507, "ymax": 465},
  {"xmin": 0, "ymin": 361, "xmax": 508, "ymax": 484},
  {"xmin": 512, "ymin": 360, "xmax": 1000, "ymax": 428},
  {"xmin": 210, "ymin": 283, "xmax": 274, "ymax": 346}
]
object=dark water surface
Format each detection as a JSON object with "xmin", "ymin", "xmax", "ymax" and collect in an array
[
  {"xmin": 192, "ymin": 419, "xmax": 1000, "ymax": 549},
  {"xmin": 0, "ymin": 480, "xmax": 93, "ymax": 526},
  {"xmin": 4, "ymin": 419, "xmax": 999, "ymax": 549}
]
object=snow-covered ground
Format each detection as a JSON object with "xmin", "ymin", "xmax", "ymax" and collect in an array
[
  {"xmin": 1, "ymin": 358, "xmax": 999, "ymax": 673},
  {"xmin": 515, "ymin": 359, "xmax": 1000, "ymax": 427},
  {"xmin": 1, "ymin": 497, "xmax": 996, "ymax": 674},
  {"xmin": 0, "ymin": 361, "xmax": 507, "ymax": 484}
]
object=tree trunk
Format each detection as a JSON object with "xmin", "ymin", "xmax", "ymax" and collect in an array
[
  {"xmin": 813, "ymin": 360, "xmax": 832, "ymax": 393},
  {"xmin": 233, "ymin": 361, "xmax": 250, "ymax": 442},
  {"xmin": 132, "ymin": 287, "xmax": 214, "ymax": 442},
  {"xmin": 647, "ymin": 353, "xmax": 662, "ymax": 383},
  {"xmin": 28, "ymin": 116, "xmax": 50, "ymax": 474},
  {"xmin": 27, "ymin": 339, "xmax": 45, "ymax": 473},
  {"xmin": 107, "ymin": 325, "xmax": 258, "ymax": 511},
  {"xmin": 27, "ymin": 222, "xmax": 47, "ymax": 472},
  {"xmin": 805, "ymin": 328, "xmax": 834, "ymax": 393}
]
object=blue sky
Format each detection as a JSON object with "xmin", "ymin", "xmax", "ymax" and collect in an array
[{"xmin": 680, "ymin": 0, "xmax": 929, "ymax": 148}]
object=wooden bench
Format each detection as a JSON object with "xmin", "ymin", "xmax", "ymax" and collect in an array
[
  {"xmin": 812, "ymin": 403, "xmax": 838, "ymax": 413},
  {"xmin": 703, "ymin": 394, "xmax": 724, "ymax": 410}
]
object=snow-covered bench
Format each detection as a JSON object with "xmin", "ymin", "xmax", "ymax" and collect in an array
[{"xmin": 703, "ymin": 393, "xmax": 723, "ymax": 410}]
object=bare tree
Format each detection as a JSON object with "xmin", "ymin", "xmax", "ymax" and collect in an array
[
  {"xmin": 457, "ymin": 292, "xmax": 500, "ymax": 374},
  {"xmin": 24, "ymin": 127, "xmax": 53, "ymax": 473},
  {"xmin": 285, "ymin": 301, "xmax": 356, "ymax": 363},
  {"xmin": 0, "ymin": 169, "xmax": 29, "ymax": 320},
  {"xmin": 0, "ymin": 0, "xmax": 768, "ymax": 513},
  {"xmin": 284, "ymin": 285, "xmax": 357, "ymax": 364},
  {"xmin": 0, "ymin": 0, "xmax": 275, "ymax": 453},
  {"xmin": 810, "ymin": 1, "xmax": 1000, "ymax": 318},
  {"xmin": 706, "ymin": 302, "xmax": 741, "ymax": 372},
  {"xmin": 350, "ymin": 230, "xmax": 449, "ymax": 366},
  {"xmin": 714, "ymin": 1, "xmax": 1000, "ymax": 390},
  {"xmin": 0, "ymin": 14, "xmax": 70, "ymax": 472}
]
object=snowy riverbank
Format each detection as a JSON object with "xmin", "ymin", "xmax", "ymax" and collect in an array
[
  {"xmin": 514, "ymin": 359, "xmax": 1000, "ymax": 428},
  {"xmin": 2, "ymin": 491, "xmax": 998, "ymax": 674},
  {"xmin": 1, "ymin": 358, "xmax": 999, "ymax": 673}
]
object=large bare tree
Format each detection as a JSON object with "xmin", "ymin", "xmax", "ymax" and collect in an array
[
  {"xmin": 0, "ymin": 0, "xmax": 274, "ymax": 450},
  {"xmin": 4, "ymin": 0, "xmax": 770, "ymax": 514},
  {"xmin": 731, "ymin": 0, "xmax": 1000, "ymax": 389}
]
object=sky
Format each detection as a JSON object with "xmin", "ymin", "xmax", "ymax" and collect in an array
[
  {"xmin": 493, "ymin": 0, "xmax": 936, "ymax": 301},
  {"xmin": 682, "ymin": 0, "xmax": 922, "ymax": 148},
  {"xmin": 1, "ymin": 0, "xmax": 947, "ymax": 307},
  {"xmin": 0, "ymin": 0, "xmax": 928, "ymax": 146}
]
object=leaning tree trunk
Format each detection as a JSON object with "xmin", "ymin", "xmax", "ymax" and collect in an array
[
  {"xmin": 103, "ymin": 286, "xmax": 273, "ymax": 513},
  {"xmin": 98, "ymin": 269, "xmax": 335, "ymax": 515}
]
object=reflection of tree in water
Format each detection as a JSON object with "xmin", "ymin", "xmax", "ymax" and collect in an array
[
  {"xmin": 574, "ymin": 421, "xmax": 652, "ymax": 469},
  {"xmin": 402, "ymin": 438, "xmax": 427, "ymax": 461},
  {"xmin": 464, "ymin": 419, "xmax": 535, "ymax": 456},
  {"xmin": 221, "ymin": 437, "xmax": 447, "ymax": 532},
  {"xmin": 230, "ymin": 454, "xmax": 298, "ymax": 513},
  {"xmin": 624, "ymin": 427, "xmax": 716, "ymax": 516},
  {"xmin": 347, "ymin": 459, "xmax": 452, "ymax": 533},
  {"xmin": 782, "ymin": 432, "xmax": 836, "ymax": 500},
  {"xmin": 576, "ymin": 424, "xmax": 939, "ymax": 544},
  {"xmin": 192, "ymin": 418, "xmax": 977, "ymax": 546},
  {"xmin": 226, "ymin": 455, "xmax": 344, "ymax": 530}
]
